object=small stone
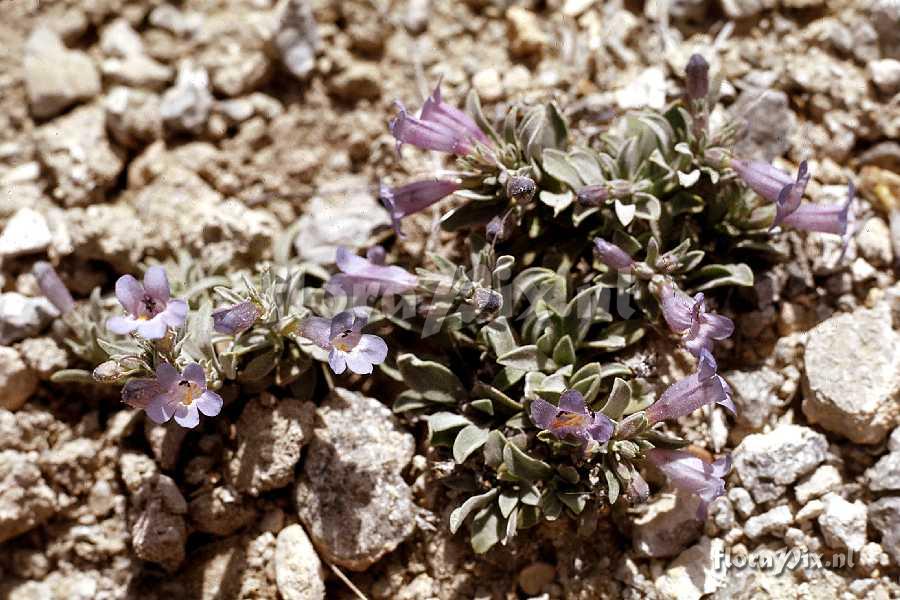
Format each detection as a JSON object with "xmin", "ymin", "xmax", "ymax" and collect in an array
[
  {"xmin": 100, "ymin": 18, "xmax": 145, "ymax": 57},
  {"xmin": 0, "ymin": 293, "xmax": 58, "ymax": 345},
  {"xmin": 160, "ymin": 60, "xmax": 214, "ymax": 135},
  {"xmin": 633, "ymin": 492, "xmax": 703, "ymax": 558},
  {"xmin": 275, "ymin": 0, "xmax": 319, "ymax": 81},
  {"xmin": 472, "ymin": 68, "xmax": 504, "ymax": 102},
  {"xmin": 227, "ymin": 396, "xmax": 314, "ymax": 495},
  {"xmin": 654, "ymin": 537, "xmax": 726, "ymax": 600},
  {"xmin": 506, "ymin": 6, "xmax": 547, "ymax": 58},
  {"xmin": 105, "ymin": 87, "xmax": 164, "ymax": 149},
  {"xmin": 869, "ymin": 497, "xmax": 900, "ymax": 564},
  {"xmin": 868, "ymin": 59, "xmax": 900, "ymax": 95},
  {"xmin": 275, "ymin": 524, "xmax": 326, "ymax": 600},
  {"xmin": 889, "ymin": 427, "xmax": 900, "ymax": 452},
  {"xmin": 616, "ymin": 67, "xmax": 667, "ymax": 111},
  {"xmin": 0, "ymin": 208, "xmax": 52, "ymax": 258},
  {"xmin": 518, "ymin": 562, "xmax": 555, "ymax": 596},
  {"xmin": 733, "ymin": 425, "xmax": 829, "ymax": 503},
  {"xmin": 293, "ymin": 177, "xmax": 390, "ymax": 264},
  {"xmin": 856, "ymin": 217, "xmax": 894, "ymax": 266},
  {"xmin": 818, "ymin": 493, "xmax": 867, "ymax": 552},
  {"xmin": 144, "ymin": 420, "xmax": 187, "ymax": 471},
  {"xmin": 189, "ymin": 486, "xmax": 256, "ymax": 536},
  {"xmin": 744, "ymin": 505, "xmax": 793, "ymax": 540},
  {"xmin": 562, "ymin": 0, "xmax": 596, "ymax": 17},
  {"xmin": 16, "ymin": 337, "xmax": 68, "ymax": 380},
  {"xmin": 866, "ymin": 451, "xmax": 900, "ymax": 492},
  {"xmin": 732, "ymin": 88, "xmax": 796, "ymax": 161},
  {"xmin": 802, "ymin": 304, "xmax": 900, "ymax": 445},
  {"xmin": 403, "ymin": 0, "xmax": 430, "ymax": 35},
  {"xmin": 0, "ymin": 450, "xmax": 57, "ymax": 543},
  {"xmin": 102, "ymin": 54, "xmax": 173, "ymax": 90},
  {"xmin": 795, "ymin": 499, "xmax": 825, "ymax": 522},
  {"xmin": 149, "ymin": 4, "xmax": 204, "ymax": 37},
  {"xmin": 795, "ymin": 465, "xmax": 842, "ymax": 504},
  {"xmin": 717, "ymin": 0, "xmax": 775, "ymax": 18},
  {"xmin": 328, "ymin": 62, "xmax": 382, "ymax": 101},
  {"xmin": 34, "ymin": 104, "xmax": 126, "ymax": 207},
  {"xmin": 858, "ymin": 542, "xmax": 888, "ymax": 574},
  {"xmin": 784, "ymin": 527, "xmax": 805, "ymax": 547},
  {"xmin": 23, "ymin": 27, "xmax": 100, "ymax": 119},
  {"xmin": 295, "ymin": 388, "xmax": 415, "ymax": 571},
  {"xmin": 0, "ymin": 348, "xmax": 38, "ymax": 412},
  {"xmin": 727, "ymin": 487, "xmax": 755, "ymax": 520},
  {"xmin": 723, "ymin": 368, "xmax": 785, "ymax": 431}
]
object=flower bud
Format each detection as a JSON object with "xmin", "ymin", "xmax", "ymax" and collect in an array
[
  {"xmin": 506, "ymin": 175, "xmax": 536, "ymax": 204},
  {"xmin": 213, "ymin": 301, "xmax": 261, "ymax": 335},
  {"xmin": 473, "ymin": 287, "xmax": 502, "ymax": 314},
  {"xmin": 685, "ymin": 54, "xmax": 709, "ymax": 100},
  {"xmin": 33, "ymin": 261, "xmax": 75, "ymax": 315},
  {"xmin": 93, "ymin": 360, "xmax": 128, "ymax": 383},
  {"xmin": 576, "ymin": 184, "xmax": 608, "ymax": 206}
]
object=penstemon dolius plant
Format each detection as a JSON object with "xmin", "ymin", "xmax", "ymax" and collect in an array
[{"xmin": 40, "ymin": 54, "xmax": 856, "ymax": 554}]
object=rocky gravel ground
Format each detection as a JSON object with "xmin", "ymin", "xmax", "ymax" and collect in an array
[{"xmin": 0, "ymin": 0, "xmax": 899, "ymax": 598}]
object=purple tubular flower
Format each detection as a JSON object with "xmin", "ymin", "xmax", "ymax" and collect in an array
[
  {"xmin": 530, "ymin": 390, "xmax": 614, "ymax": 445},
  {"xmin": 107, "ymin": 266, "xmax": 188, "ymax": 340},
  {"xmin": 647, "ymin": 448, "xmax": 731, "ymax": 520},
  {"xmin": 212, "ymin": 301, "xmax": 261, "ymax": 335},
  {"xmin": 379, "ymin": 179, "xmax": 460, "ymax": 235},
  {"xmin": 780, "ymin": 182, "xmax": 856, "ymax": 256},
  {"xmin": 390, "ymin": 103, "xmax": 474, "ymax": 156},
  {"xmin": 731, "ymin": 159, "xmax": 809, "ymax": 227},
  {"xmin": 298, "ymin": 310, "xmax": 388, "ymax": 375},
  {"xmin": 420, "ymin": 80, "xmax": 490, "ymax": 146},
  {"xmin": 143, "ymin": 362, "xmax": 223, "ymax": 428},
  {"xmin": 121, "ymin": 378, "xmax": 162, "ymax": 409},
  {"xmin": 660, "ymin": 285, "xmax": 734, "ymax": 357},
  {"xmin": 327, "ymin": 246, "xmax": 417, "ymax": 299},
  {"xmin": 646, "ymin": 349, "xmax": 735, "ymax": 424},
  {"xmin": 594, "ymin": 238, "xmax": 635, "ymax": 271},
  {"xmin": 33, "ymin": 261, "xmax": 75, "ymax": 315}
]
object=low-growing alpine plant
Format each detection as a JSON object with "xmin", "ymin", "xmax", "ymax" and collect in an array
[{"xmin": 40, "ymin": 54, "xmax": 858, "ymax": 555}]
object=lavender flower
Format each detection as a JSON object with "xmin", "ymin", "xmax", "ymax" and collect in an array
[
  {"xmin": 135, "ymin": 362, "xmax": 223, "ymax": 428},
  {"xmin": 212, "ymin": 301, "xmax": 261, "ymax": 335},
  {"xmin": 731, "ymin": 158, "xmax": 809, "ymax": 227},
  {"xmin": 647, "ymin": 448, "xmax": 731, "ymax": 520},
  {"xmin": 660, "ymin": 285, "xmax": 734, "ymax": 357},
  {"xmin": 33, "ymin": 261, "xmax": 75, "ymax": 315},
  {"xmin": 380, "ymin": 179, "xmax": 460, "ymax": 236},
  {"xmin": 780, "ymin": 182, "xmax": 856, "ymax": 255},
  {"xmin": 327, "ymin": 246, "xmax": 417, "ymax": 299},
  {"xmin": 530, "ymin": 390, "xmax": 614, "ymax": 446},
  {"xmin": 298, "ymin": 310, "xmax": 388, "ymax": 375},
  {"xmin": 646, "ymin": 349, "xmax": 735, "ymax": 424},
  {"xmin": 594, "ymin": 238, "xmax": 635, "ymax": 271},
  {"xmin": 107, "ymin": 266, "xmax": 187, "ymax": 340},
  {"xmin": 685, "ymin": 54, "xmax": 709, "ymax": 100},
  {"xmin": 389, "ymin": 80, "xmax": 489, "ymax": 156}
]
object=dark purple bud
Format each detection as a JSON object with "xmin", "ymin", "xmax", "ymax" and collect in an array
[
  {"xmin": 594, "ymin": 238, "xmax": 635, "ymax": 271},
  {"xmin": 486, "ymin": 214, "xmax": 510, "ymax": 242},
  {"xmin": 506, "ymin": 175, "xmax": 536, "ymax": 204},
  {"xmin": 379, "ymin": 179, "xmax": 460, "ymax": 236},
  {"xmin": 645, "ymin": 349, "xmax": 735, "ymax": 424},
  {"xmin": 647, "ymin": 448, "xmax": 731, "ymax": 520},
  {"xmin": 212, "ymin": 301, "xmax": 261, "ymax": 335},
  {"xmin": 685, "ymin": 54, "xmax": 710, "ymax": 100},
  {"xmin": 473, "ymin": 287, "xmax": 502, "ymax": 314},
  {"xmin": 33, "ymin": 261, "xmax": 75, "ymax": 315},
  {"xmin": 576, "ymin": 184, "xmax": 609, "ymax": 206}
]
